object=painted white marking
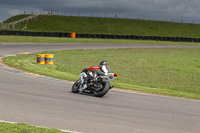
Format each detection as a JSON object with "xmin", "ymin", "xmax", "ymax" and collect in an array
[{"xmin": 0, "ymin": 120, "xmax": 16, "ymax": 124}]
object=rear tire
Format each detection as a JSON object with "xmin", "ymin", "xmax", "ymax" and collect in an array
[
  {"xmin": 93, "ymin": 82, "xmax": 110, "ymax": 97},
  {"xmin": 72, "ymin": 80, "xmax": 81, "ymax": 93}
]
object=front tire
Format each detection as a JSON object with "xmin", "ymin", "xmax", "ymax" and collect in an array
[
  {"xmin": 72, "ymin": 80, "xmax": 81, "ymax": 93},
  {"xmin": 93, "ymin": 82, "xmax": 110, "ymax": 97}
]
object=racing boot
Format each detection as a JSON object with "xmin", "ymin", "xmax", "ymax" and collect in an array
[{"xmin": 109, "ymin": 85, "xmax": 114, "ymax": 89}]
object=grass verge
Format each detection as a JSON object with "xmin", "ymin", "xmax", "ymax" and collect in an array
[
  {"xmin": 1, "ymin": 35, "xmax": 200, "ymax": 46},
  {"xmin": 3, "ymin": 48, "xmax": 200, "ymax": 100},
  {"xmin": 5, "ymin": 15, "xmax": 200, "ymax": 38},
  {"xmin": 0, "ymin": 122, "xmax": 69, "ymax": 133}
]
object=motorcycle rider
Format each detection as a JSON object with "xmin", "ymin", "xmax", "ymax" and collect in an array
[
  {"xmin": 98, "ymin": 60, "xmax": 111, "ymax": 74},
  {"xmin": 79, "ymin": 60, "xmax": 111, "ymax": 91}
]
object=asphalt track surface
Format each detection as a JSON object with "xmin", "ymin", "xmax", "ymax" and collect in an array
[{"xmin": 0, "ymin": 43, "xmax": 200, "ymax": 133}]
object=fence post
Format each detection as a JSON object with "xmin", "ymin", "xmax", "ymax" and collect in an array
[{"xmin": 181, "ymin": 16, "xmax": 183, "ymax": 23}]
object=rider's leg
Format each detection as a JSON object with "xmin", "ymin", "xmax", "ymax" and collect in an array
[{"xmin": 80, "ymin": 77, "xmax": 89, "ymax": 91}]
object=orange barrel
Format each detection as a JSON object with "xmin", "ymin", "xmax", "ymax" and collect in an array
[
  {"xmin": 37, "ymin": 54, "xmax": 45, "ymax": 64},
  {"xmin": 70, "ymin": 32, "xmax": 76, "ymax": 38},
  {"xmin": 45, "ymin": 54, "xmax": 54, "ymax": 64}
]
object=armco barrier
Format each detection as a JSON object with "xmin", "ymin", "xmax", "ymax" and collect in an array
[{"xmin": 0, "ymin": 30, "xmax": 200, "ymax": 43}]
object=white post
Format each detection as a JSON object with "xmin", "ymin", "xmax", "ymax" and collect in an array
[{"xmin": 181, "ymin": 16, "xmax": 183, "ymax": 23}]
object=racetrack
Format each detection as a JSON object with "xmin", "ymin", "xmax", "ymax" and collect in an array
[{"xmin": 0, "ymin": 43, "xmax": 200, "ymax": 133}]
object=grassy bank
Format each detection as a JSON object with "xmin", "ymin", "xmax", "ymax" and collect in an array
[
  {"xmin": 0, "ymin": 122, "xmax": 68, "ymax": 133},
  {"xmin": 1, "ymin": 35, "xmax": 200, "ymax": 46},
  {"xmin": 3, "ymin": 48, "xmax": 200, "ymax": 100},
  {"xmin": 3, "ymin": 15, "xmax": 200, "ymax": 38},
  {"xmin": 3, "ymin": 15, "xmax": 30, "ymax": 23}
]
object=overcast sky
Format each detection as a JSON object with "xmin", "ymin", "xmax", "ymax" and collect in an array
[{"xmin": 1, "ymin": 0, "xmax": 200, "ymax": 23}]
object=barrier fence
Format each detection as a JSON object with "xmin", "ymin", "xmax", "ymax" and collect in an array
[
  {"xmin": 0, "ymin": 30, "xmax": 200, "ymax": 43},
  {"xmin": 1, "ymin": 11, "xmax": 52, "ymax": 29}
]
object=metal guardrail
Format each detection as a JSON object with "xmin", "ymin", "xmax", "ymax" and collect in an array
[{"xmin": 1, "ymin": 11, "xmax": 52, "ymax": 29}]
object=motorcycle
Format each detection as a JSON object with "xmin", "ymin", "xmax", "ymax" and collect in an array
[{"xmin": 72, "ymin": 69, "xmax": 117, "ymax": 97}]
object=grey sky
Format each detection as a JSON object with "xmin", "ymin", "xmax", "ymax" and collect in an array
[{"xmin": 0, "ymin": 0, "xmax": 200, "ymax": 23}]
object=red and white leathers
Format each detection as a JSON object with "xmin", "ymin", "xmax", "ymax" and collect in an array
[{"xmin": 87, "ymin": 65, "xmax": 111, "ymax": 74}]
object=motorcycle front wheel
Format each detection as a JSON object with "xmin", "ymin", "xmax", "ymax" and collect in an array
[
  {"xmin": 93, "ymin": 82, "xmax": 110, "ymax": 97},
  {"xmin": 72, "ymin": 80, "xmax": 81, "ymax": 93}
]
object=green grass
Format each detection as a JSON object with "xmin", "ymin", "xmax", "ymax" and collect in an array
[
  {"xmin": 3, "ymin": 48, "xmax": 200, "ymax": 100},
  {"xmin": 3, "ymin": 15, "xmax": 200, "ymax": 38},
  {"xmin": 3, "ymin": 15, "xmax": 30, "ymax": 23},
  {"xmin": 1, "ymin": 35, "xmax": 200, "ymax": 46},
  {"xmin": 0, "ymin": 122, "xmax": 69, "ymax": 133}
]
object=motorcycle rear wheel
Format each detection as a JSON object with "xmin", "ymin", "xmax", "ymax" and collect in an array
[{"xmin": 93, "ymin": 82, "xmax": 110, "ymax": 97}]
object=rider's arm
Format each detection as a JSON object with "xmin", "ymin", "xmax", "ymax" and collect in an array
[{"xmin": 101, "ymin": 65, "xmax": 108, "ymax": 73}]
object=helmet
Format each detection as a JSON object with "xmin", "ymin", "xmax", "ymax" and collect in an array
[{"xmin": 99, "ymin": 60, "xmax": 107, "ymax": 66}]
